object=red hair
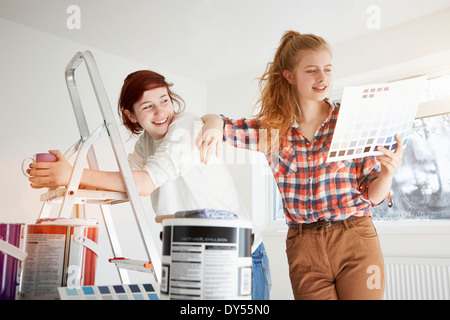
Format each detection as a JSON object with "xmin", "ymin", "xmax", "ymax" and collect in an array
[{"xmin": 118, "ymin": 70, "xmax": 185, "ymax": 135}]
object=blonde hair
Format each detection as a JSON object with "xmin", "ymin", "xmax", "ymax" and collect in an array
[{"xmin": 255, "ymin": 30, "xmax": 331, "ymax": 153}]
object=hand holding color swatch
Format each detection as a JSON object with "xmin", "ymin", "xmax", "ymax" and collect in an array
[{"xmin": 327, "ymin": 76, "xmax": 427, "ymax": 162}]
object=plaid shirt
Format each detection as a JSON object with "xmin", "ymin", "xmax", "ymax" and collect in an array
[{"xmin": 221, "ymin": 100, "xmax": 381, "ymax": 225}]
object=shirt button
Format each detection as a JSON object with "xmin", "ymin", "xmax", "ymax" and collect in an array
[{"xmin": 307, "ymin": 156, "xmax": 311, "ymax": 160}]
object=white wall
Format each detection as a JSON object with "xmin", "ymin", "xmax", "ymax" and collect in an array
[
  {"xmin": 0, "ymin": 18, "xmax": 207, "ymax": 285},
  {"xmin": 206, "ymin": 8, "xmax": 450, "ymax": 299},
  {"xmin": 331, "ymin": 8, "xmax": 450, "ymax": 82}
]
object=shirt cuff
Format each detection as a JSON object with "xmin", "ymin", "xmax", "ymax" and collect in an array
[
  {"xmin": 143, "ymin": 162, "xmax": 167, "ymax": 190},
  {"xmin": 219, "ymin": 114, "xmax": 228, "ymax": 142}
]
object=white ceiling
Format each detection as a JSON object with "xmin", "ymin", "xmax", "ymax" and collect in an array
[{"xmin": 2, "ymin": 0, "xmax": 450, "ymax": 84}]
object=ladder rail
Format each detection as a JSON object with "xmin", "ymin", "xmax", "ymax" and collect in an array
[
  {"xmin": 65, "ymin": 55, "xmax": 132, "ymax": 283},
  {"xmin": 65, "ymin": 52, "xmax": 91, "ymax": 142},
  {"xmin": 99, "ymin": 204, "xmax": 131, "ymax": 284},
  {"xmin": 64, "ymin": 51, "xmax": 162, "ymax": 282},
  {"xmin": 59, "ymin": 123, "xmax": 106, "ymax": 219}
]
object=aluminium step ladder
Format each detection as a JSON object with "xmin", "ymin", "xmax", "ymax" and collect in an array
[{"xmin": 37, "ymin": 50, "xmax": 161, "ymax": 284}]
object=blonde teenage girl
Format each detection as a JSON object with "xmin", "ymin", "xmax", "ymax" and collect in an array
[{"xmin": 196, "ymin": 31, "xmax": 403, "ymax": 300}]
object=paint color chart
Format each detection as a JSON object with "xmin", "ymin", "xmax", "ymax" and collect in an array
[
  {"xmin": 58, "ymin": 283, "xmax": 159, "ymax": 300},
  {"xmin": 327, "ymin": 76, "xmax": 427, "ymax": 162}
]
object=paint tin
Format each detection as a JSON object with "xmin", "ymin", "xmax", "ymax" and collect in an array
[
  {"xmin": 19, "ymin": 219, "xmax": 99, "ymax": 300},
  {"xmin": 160, "ymin": 218, "xmax": 252, "ymax": 300},
  {"xmin": 0, "ymin": 223, "xmax": 26, "ymax": 300}
]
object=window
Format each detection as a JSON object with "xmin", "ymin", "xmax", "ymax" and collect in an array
[
  {"xmin": 373, "ymin": 112, "xmax": 450, "ymax": 220},
  {"xmin": 271, "ymin": 74, "xmax": 450, "ymax": 223},
  {"xmin": 373, "ymin": 74, "xmax": 450, "ymax": 221}
]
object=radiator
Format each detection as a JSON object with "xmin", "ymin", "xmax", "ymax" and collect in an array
[{"xmin": 383, "ymin": 257, "xmax": 450, "ymax": 300}]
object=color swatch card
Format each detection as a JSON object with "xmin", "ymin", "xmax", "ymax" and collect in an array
[
  {"xmin": 327, "ymin": 76, "xmax": 427, "ymax": 162},
  {"xmin": 58, "ymin": 283, "xmax": 159, "ymax": 300}
]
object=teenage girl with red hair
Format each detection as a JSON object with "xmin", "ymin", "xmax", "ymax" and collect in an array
[{"xmin": 27, "ymin": 70, "xmax": 271, "ymax": 300}]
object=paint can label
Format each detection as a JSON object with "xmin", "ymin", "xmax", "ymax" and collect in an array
[
  {"xmin": 161, "ymin": 221, "xmax": 252, "ymax": 300},
  {"xmin": 19, "ymin": 222, "xmax": 98, "ymax": 300},
  {"xmin": 20, "ymin": 233, "xmax": 66, "ymax": 299}
]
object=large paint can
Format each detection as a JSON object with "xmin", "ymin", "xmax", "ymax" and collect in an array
[
  {"xmin": 160, "ymin": 218, "xmax": 252, "ymax": 300},
  {"xmin": 19, "ymin": 219, "xmax": 99, "ymax": 300},
  {"xmin": 0, "ymin": 223, "xmax": 27, "ymax": 300}
]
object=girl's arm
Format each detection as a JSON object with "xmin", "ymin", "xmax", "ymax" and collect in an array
[
  {"xmin": 28, "ymin": 150, "xmax": 155, "ymax": 196},
  {"xmin": 195, "ymin": 114, "xmax": 263, "ymax": 164},
  {"xmin": 195, "ymin": 114, "xmax": 224, "ymax": 164},
  {"xmin": 78, "ymin": 168, "xmax": 155, "ymax": 196},
  {"xmin": 367, "ymin": 169, "xmax": 394, "ymax": 205},
  {"xmin": 368, "ymin": 134, "xmax": 403, "ymax": 204}
]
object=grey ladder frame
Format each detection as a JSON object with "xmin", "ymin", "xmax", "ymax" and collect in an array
[{"xmin": 40, "ymin": 51, "xmax": 161, "ymax": 283}]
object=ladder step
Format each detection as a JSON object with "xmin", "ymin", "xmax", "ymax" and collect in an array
[
  {"xmin": 109, "ymin": 258, "xmax": 155, "ymax": 274},
  {"xmin": 40, "ymin": 187, "xmax": 129, "ymax": 205}
]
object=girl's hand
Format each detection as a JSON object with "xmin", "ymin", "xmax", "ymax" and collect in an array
[
  {"xmin": 27, "ymin": 150, "xmax": 72, "ymax": 189},
  {"xmin": 376, "ymin": 134, "xmax": 403, "ymax": 178},
  {"xmin": 195, "ymin": 115, "xmax": 224, "ymax": 164}
]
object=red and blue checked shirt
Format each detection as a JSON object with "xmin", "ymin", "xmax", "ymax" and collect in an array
[{"xmin": 221, "ymin": 100, "xmax": 382, "ymax": 225}]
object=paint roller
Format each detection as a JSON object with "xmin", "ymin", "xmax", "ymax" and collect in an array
[{"xmin": 155, "ymin": 208, "xmax": 238, "ymax": 223}]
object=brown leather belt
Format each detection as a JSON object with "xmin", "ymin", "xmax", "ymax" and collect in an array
[{"xmin": 288, "ymin": 215, "xmax": 361, "ymax": 230}]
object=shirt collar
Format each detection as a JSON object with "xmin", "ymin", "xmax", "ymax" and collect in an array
[{"xmin": 292, "ymin": 98, "xmax": 336, "ymax": 129}]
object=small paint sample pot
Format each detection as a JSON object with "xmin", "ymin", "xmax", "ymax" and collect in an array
[
  {"xmin": 19, "ymin": 219, "xmax": 99, "ymax": 300},
  {"xmin": 160, "ymin": 218, "xmax": 252, "ymax": 300},
  {"xmin": 0, "ymin": 223, "xmax": 27, "ymax": 300}
]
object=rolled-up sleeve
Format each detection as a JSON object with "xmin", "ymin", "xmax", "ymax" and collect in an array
[
  {"xmin": 221, "ymin": 114, "xmax": 262, "ymax": 152},
  {"xmin": 355, "ymin": 156, "xmax": 382, "ymax": 206},
  {"xmin": 128, "ymin": 138, "xmax": 164, "ymax": 188}
]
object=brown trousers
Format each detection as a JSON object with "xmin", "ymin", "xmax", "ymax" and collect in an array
[{"xmin": 285, "ymin": 216, "xmax": 385, "ymax": 300}]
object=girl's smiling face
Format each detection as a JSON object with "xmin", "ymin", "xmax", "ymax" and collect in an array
[
  {"xmin": 125, "ymin": 86, "xmax": 175, "ymax": 140},
  {"xmin": 283, "ymin": 49, "xmax": 333, "ymax": 103}
]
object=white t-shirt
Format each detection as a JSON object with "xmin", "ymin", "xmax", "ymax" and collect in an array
[{"xmin": 128, "ymin": 112, "xmax": 262, "ymax": 252}]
